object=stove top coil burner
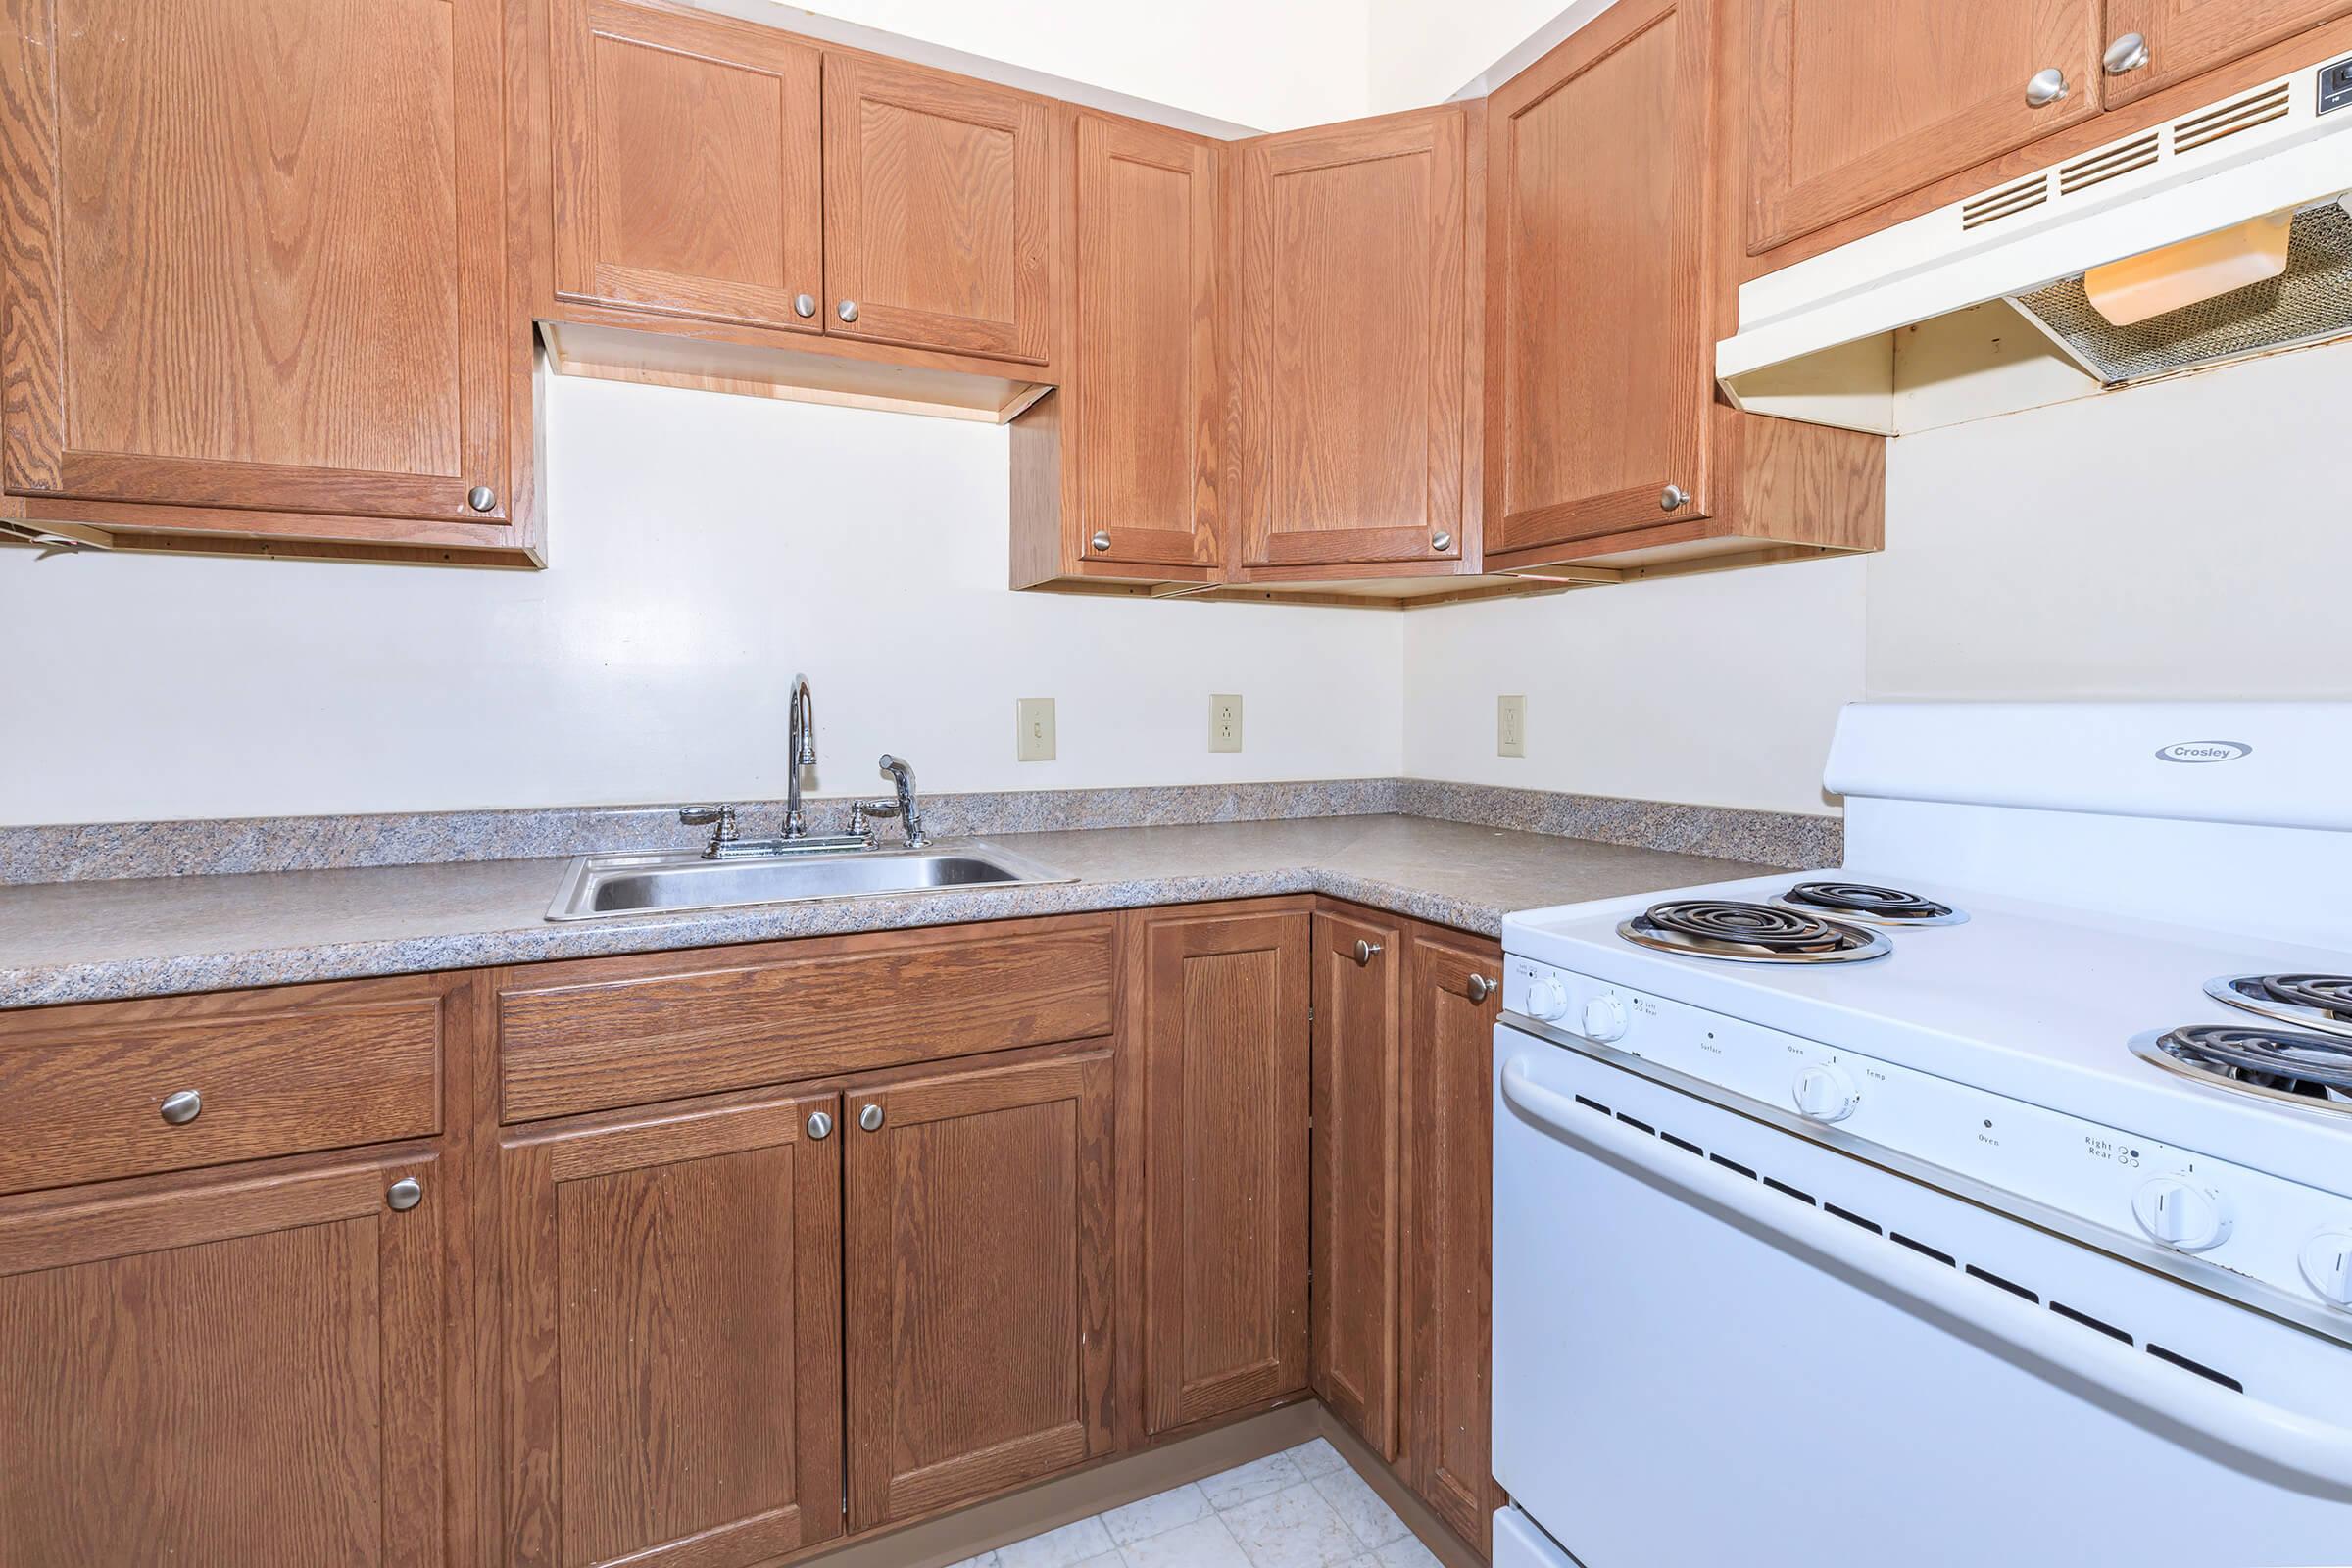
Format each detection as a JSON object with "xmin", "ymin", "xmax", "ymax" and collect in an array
[
  {"xmin": 1773, "ymin": 880, "xmax": 1967, "ymax": 926},
  {"xmin": 1618, "ymin": 900, "xmax": 1891, "ymax": 964},
  {"xmin": 2205, "ymin": 973, "xmax": 2352, "ymax": 1039},
  {"xmin": 2133, "ymin": 1023, "xmax": 2352, "ymax": 1112}
]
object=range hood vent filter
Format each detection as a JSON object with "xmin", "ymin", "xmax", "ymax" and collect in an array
[{"xmin": 2012, "ymin": 199, "xmax": 2352, "ymax": 385}]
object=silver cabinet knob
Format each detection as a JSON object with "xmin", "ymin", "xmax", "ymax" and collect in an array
[
  {"xmin": 1660, "ymin": 484, "xmax": 1690, "ymax": 511},
  {"xmin": 1467, "ymin": 973, "xmax": 1496, "ymax": 1004},
  {"xmin": 2102, "ymin": 33, "xmax": 2149, "ymax": 74},
  {"xmin": 386, "ymin": 1177, "xmax": 423, "ymax": 1212},
  {"xmin": 794, "ymin": 293, "xmax": 817, "ymax": 318},
  {"xmin": 807, "ymin": 1110, "xmax": 834, "ymax": 1140},
  {"xmin": 2025, "ymin": 67, "xmax": 2070, "ymax": 106},
  {"xmin": 1352, "ymin": 938, "xmax": 1384, "ymax": 966},
  {"xmin": 837, "ymin": 299, "xmax": 860, "ymax": 323},
  {"xmin": 1091, "ymin": 530, "xmax": 1112, "ymax": 553},
  {"xmin": 159, "ymin": 1089, "xmax": 202, "ymax": 1126},
  {"xmin": 1431, "ymin": 530, "xmax": 1453, "ymax": 552},
  {"xmin": 466, "ymin": 485, "xmax": 498, "ymax": 513},
  {"xmin": 858, "ymin": 1102, "xmax": 884, "ymax": 1133}
]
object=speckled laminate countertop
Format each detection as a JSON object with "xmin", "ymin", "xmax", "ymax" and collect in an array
[{"xmin": 0, "ymin": 814, "xmax": 1772, "ymax": 1009}]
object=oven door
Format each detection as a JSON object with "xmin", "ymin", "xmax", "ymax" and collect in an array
[{"xmin": 1492, "ymin": 1021, "xmax": 2352, "ymax": 1568}]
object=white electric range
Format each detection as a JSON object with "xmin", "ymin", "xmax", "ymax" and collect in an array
[{"xmin": 1490, "ymin": 703, "xmax": 2352, "ymax": 1568}]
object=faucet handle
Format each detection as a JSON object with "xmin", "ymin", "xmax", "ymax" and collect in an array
[{"xmin": 679, "ymin": 804, "xmax": 739, "ymax": 858}]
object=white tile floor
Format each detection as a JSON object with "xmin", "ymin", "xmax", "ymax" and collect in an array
[{"xmin": 955, "ymin": 1440, "xmax": 1444, "ymax": 1568}]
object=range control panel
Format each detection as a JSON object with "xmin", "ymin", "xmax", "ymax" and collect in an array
[
  {"xmin": 1501, "ymin": 956, "xmax": 2352, "ymax": 1313},
  {"xmin": 2322, "ymin": 54, "xmax": 2352, "ymax": 115}
]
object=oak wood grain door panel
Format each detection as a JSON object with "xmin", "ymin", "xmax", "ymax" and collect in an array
[
  {"xmin": 1068, "ymin": 114, "xmax": 1221, "ymax": 569},
  {"xmin": 1232, "ymin": 108, "xmax": 1475, "ymax": 568},
  {"xmin": 1309, "ymin": 910, "xmax": 1404, "ymax": 1460},
  {"xmin": 1487, "ymin": 0, "xmax": 1714, "ymax": 555},
  {"xmin": 550, "ymin": 0, "xmax": 823, "ymax": 332},
  {"xmin": 1401, "ymin": 930, "xmax": 1505, "ymax": 1553},
  {"xmin": 1140, "ymin": 909, "xmax": 1311, "ymax": 1432},
  {"xmin": 2100, "ymin": 0, "xmax": 2352, "ymax": 105},
  {"xmin": 822, "ymin": 53, "xmax": 1055, "ymax": 364},
  {"xmin": 0, "ymin": 1152, "xmax": 446, "ymax": 1566},
  {"xmin": 842, "ymin": 1051, "xmax": 1114, "ymax": 1531},
  {"xmin": 1747, "ymin": 0, "xmax": 2103, "ymax": 252},
  {"xmin": 502, "ymin": 1090, "xmax": 843, "ymax": 1568},
  {"xmin": 0, "ymin": 0, "xmax": 512, "ymax": 521}
]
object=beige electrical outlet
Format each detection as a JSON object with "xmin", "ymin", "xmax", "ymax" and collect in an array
[
  {"xmin": 1017, "ymin": 697, "xmax": 1056, "ymax": 761},
  {"xmin": 1498, "ymin": 695, "xmax": 1527, "ymax": 758},
  {"xmin": 1209, "ymin": 694, "xmax": 1244, "ymax": 753}
]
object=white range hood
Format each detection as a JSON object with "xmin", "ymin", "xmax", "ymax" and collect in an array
[{"xmin": 1718, "ymin": 49, "xmax": 2352, "ymax": 436}]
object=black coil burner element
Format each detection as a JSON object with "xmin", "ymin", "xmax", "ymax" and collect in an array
[
  {"xmin": 2134, "ymin": 1024, "xmax": 2352, "ymax": 1111},
  {"xmin": 2206, "ymin": 973, "xmax": 2352, "ymax": 1040},
  {"xmin": 1619, "ymin": 900, "xmax": 1891, "ymax": 964},
  {"xmin": 1776, "ymin": 881, "xmax": 1966, "ymax": 926}
]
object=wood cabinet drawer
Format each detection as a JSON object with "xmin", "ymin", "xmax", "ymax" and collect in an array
[
  {"xmin": 495, "ymin": 914, "xmax": 1118, "ymax": 1122},
  {"xmin": 0, "ymin": 976, "xmax": 453, "ymax": 1196}
]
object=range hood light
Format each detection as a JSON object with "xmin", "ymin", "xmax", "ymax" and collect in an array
[{"xmin": 2082, "ymin": 210, "xmax": 2295, "ymax": 326}]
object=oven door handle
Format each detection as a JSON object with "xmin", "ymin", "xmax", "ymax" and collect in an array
[{"xmin": 1500, "ymin": 1055, "xmax": 2352, "ymax": 1493}]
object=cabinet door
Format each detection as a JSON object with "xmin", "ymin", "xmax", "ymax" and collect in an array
[
  {"xmin": 1487, "ymin": 0, "xmax": 1712, "ymax": 558},
  {"xmin": 823, "ymin": 54, "xmax": 1055, "ymax": 364},
  {"xmin": 843, "ymin": 1051, "xmax": 1114, "ymax": 1530},
  {"xmin": 1232, "ymin": 108, "xmax": 1475, "ymax": 569},
  {"xmin": 1309, "ymin": 910, "xmax": 1404, "ymax": 1459},
  {"xmin": 1747, "ymin": 0, "xmax": 2102, "ymax": 252},
  {"xmin": 0, "ymin": 1154, "xmax": 445, "ymax": 1566},
  {"xmin": 2100, "ymin": 0, "xmax": 2352, "ymax": 106},
  {"xmin": 1401, "ymin": 932, "xmax": 1505, "ymax": 1553},
  {"xmin": 0, "ymin": 0, "xmax": 512, "ymax": 522},
  {"xmin": 1140, "ymin": 909, "xmax": 1311, "ymax": 1432},
  {"xmin": 503, "ymin": 1091, "xmax": 843, "ymax": 1568},
  {"xmin": 1069, "ymin": 114, "xmax": 1221, "ymax": 569},
  {"xmin": 550, "ymin": 0, "xmax": 823, "ymax": 332}
]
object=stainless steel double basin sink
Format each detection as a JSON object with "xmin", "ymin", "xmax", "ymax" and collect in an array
[{"xmin": 546, "ymin": 840, "xmax": 1075, "ymax": 921}]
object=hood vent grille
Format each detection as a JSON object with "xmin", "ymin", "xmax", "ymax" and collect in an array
[
  {"xmin": 2059, "ymin": 131, "xmax": 2161, "ymax": 196},
  {"xmin": 2011, "ymin": 199, "xmax": 2352, "ymax": 384},
  {"xmin": 1962, "ymin": 172, "xmax": 2051, "ymax": 231},
  {"xmin": 2173, "ymin": 82, "xmax": 2292, "ymax": 153}
]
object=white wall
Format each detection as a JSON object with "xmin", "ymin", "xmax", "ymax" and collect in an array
[{"xmin": 0, "ymin": 377, "xmax": 1404, "ymax": 825}]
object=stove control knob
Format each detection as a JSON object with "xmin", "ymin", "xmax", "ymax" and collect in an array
[
  {"xmin": 2300, "ymin": 1230, "xmax": 2352, "ymax": 1309},
  {"xmin": 2132, "ymin": 1177, "xmax": 2233, "ymax": 1252},
  {"xmin": 1524, "ymin": 977, "xmax": 1569, "ymax": 1022},
  {"xmin": 1580, "ymin": 995, "xmax": 1630, "ymax": 1043},
  {"xmin": 1791, "ymin": 1064, "xmax": 1858, "ymax": 1122}
]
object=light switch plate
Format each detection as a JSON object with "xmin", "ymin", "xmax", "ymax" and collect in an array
[
  {"xmin": 1497, "ymin": 695, "xmax": 1527, "ymax": 758},
  {"xmin": 1017, "ymin": 697, "xmax": 1056, "ymax": 761},
  {"xmin": 1209, "ymin": 694, "xmax": 1243, "ymax": 753}
]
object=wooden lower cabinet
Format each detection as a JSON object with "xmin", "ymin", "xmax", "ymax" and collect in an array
[
  {"xmin": 1136, "ymin": 906, "xmax": 1313, "ymax": 1433},
  {"xmin": 502, "ymin": 1088, "xmax": 845, "ymax": 1568},
  {"xmin": 1400, "ymin": 927, "xmax": 1507, "ymax": 1552},
  {"xmin": 0, "ymin": 1152, "xmax": 447, "ymax": 1567},
  {"xmin": 843, "ymin": 1050, "xmax": 1115, "ymax": 1531},
  {"xmin": 1309, "ymin": 908, "xmax": 1405, "ymax": 1460}
]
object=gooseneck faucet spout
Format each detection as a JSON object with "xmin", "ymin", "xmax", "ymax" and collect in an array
[{"xmin": 785, "ymin": 673, "xmax": 816, "ymax": 840}]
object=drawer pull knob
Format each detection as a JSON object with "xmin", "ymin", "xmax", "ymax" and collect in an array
[
  {"xmin": 1467, "ymin": 973, "xmax": 1496, "ymax": 1003},
  {"xmin": 1353, "ymin": 938, "xmax": 1384, "ymax": 966},
  {"xmin": 386, "ymin": 1177, "xmax": 423, "ymax": 1212},
  {"xmin": 858, "ymin": 1103, "xmax": 885, "ymax": 1133},
  {"xmin": 159, "ymin": 1089, "xmax": 202, "ymax": 1126},
  {"xmin": 807, "ymin": 1110, "xmax": 834, "ymax": 1140}
]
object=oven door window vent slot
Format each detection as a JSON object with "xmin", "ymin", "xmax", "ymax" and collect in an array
[
  {"xmin": 1966, "ymin": 1264, "xmax": 2039, "ymax": 1303},
  {"xmin": 1615, "ymin": 1113, "xmax": 1654, "ymax": 1135},
  {"xmin": 2147, "ymin": 1344, "xmax": 2243, "ymax": 1392},
  {"xmin": 1825, "ymin": 1203, "xmax": 1884, "ymax": 1234},
  {"xmin": 1575, "ymin": 1095, "xmax": 1612, "ymax": 1116},
  {"xmin": 1763, "ymin": 1177, "xmax": 1816, "ymax": 1204},
  {"xmin": 1891, "ymin": 1233, "xmax": 1956, "ymax": 1266},
  {"xmin": 2050, "ymin": 1301, "xmax": 2133, "ymax": 1344},
  {"xmin": 1709, "ymin": 1154, "xmax": 1756, "ymax": 1178},
  {"xmin": 1661, "ymin": 1131, "xmax": 1704, "ymax": 1155}
]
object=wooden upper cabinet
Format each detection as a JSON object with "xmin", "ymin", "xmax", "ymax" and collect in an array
[
  {"xmin": 1310, "ymin": 910, "xmax": 1404, "ymax": 1461},
  {"xmin": 1231, "ymin": 106, "xmax": 1480, "ymax": 572},
  {"xmin": 1746, "ymin": 0, "xmax": 2103, "ymax": 253},
  {"xmin": 1066, "ymin": 114, "xmax": 1222, "ymax": 570},
  {"xmin": 1138, "ymin": 908, "xmax": 1312, "ymax": 1433},
  {"xmin": 843, "ymin": 1051, "xmax": 1114, "ymax": 1531},
  {"xmin": 1486, "ymin": 0, "xmax": 1711, "ymax": 557},
  {"xmin": 823, "ymin": 54, "xmax": 1057, "ymax": 365},
  {"xmin": 0, "ymin": 0, "xmax": 513, "ymax": 526},
  {"xmin": 1401, "ymin": 930, "xmax": 1505, "ymax": 1555},
  {"xmin": 502, "ymin": 1090, "xmax": 844, "ymax": 1568},
  {"xmin": 2100, "ymin": 0, "xmax": 2352, "ymax": 106},
  {"xmin": 0, "ymin": 1154, "xmax": 446, "ymax": 1566},
  {"xmin": 550, "ymin": 0, "xmax": 823, "ymax": 332}
]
